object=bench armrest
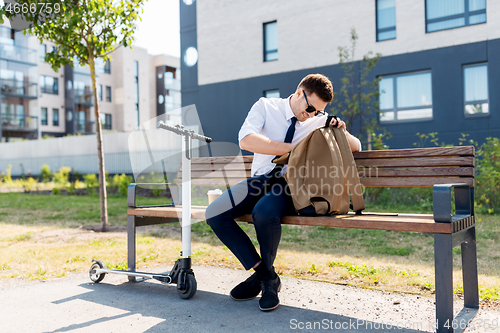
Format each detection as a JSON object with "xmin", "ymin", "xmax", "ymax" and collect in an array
[
  {"xmin": 433, "ymin": 183, "xmax": 473, "ymax": 223},
  {"xmin": 127, "ymin": 183, "xmax": 171, "ymax": 208}
]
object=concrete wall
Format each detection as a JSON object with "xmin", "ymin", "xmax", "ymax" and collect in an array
[{"xmin": 0, "ymin": 129, "xmax": 200, "ymax": 178}]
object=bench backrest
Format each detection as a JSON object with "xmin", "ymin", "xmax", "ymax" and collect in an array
[{"xmin": 177, "ymin": 146, "xmax": 475, "ymax": 188}]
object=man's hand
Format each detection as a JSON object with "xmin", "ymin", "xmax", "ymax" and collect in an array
[
  {"xmin": 328, "ymin": 117, "xmax": 360, "ymax": 152},
  {"xmin": 329, "ymin": 117, "xmax": 346, "ymax": 131}
]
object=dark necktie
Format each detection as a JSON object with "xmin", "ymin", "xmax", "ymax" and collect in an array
[{"xmin": 270, "ymin": 116, "xmax": 297, "ymax": 177}]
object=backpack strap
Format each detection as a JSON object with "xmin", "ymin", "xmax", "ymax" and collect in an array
[
  {"xmin": 332, "ymin": 128, "xmax": 365, "ymax": 214},
  {"xmin": 324, "ymin": 115, "xmax": 338, "ymax": 128}
]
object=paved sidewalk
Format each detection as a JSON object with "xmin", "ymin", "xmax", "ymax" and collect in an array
[{"xmin": 0, "ymin": 265, "xmax": 499, "ymax": 332}]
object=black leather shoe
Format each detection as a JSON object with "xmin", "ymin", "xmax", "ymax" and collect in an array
[
  {"xmin": 230, "ymin": 272, "xmax": 262, "ymax": 301},
  {"xmin": 259, "ymin": 275, "xmax": 281, "ymax": 311}
]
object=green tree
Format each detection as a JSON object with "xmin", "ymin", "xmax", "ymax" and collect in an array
[
  {"xmin": 331, "ymin": 27, "xmax": 390, "ymax": 149},
  {"xmin": 1, "ymin": 0, "xmax": 146, "ymax": 231}
]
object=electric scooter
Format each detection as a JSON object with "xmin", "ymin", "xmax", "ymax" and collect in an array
[{"xmin": 88, "ymin": 121, "xmax": 212, "ymax": 299}]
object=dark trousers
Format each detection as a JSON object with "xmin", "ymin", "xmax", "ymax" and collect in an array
[{"xmin": 205, "ymin": 173, "xmax": 296, "ymax": 271}]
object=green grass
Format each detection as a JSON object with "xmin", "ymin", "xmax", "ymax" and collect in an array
[
  {"xmin": 0, "ymin": 192, "xmax": 170, "ymax": 227},
  {"xmin": 0, "ymin": 191, "xmax": 499, "ymax": 301}
]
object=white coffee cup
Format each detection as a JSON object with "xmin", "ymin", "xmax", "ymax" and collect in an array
[{"xmin": 207, "ymin": 189, "xmax": 223, "ymax": 204}]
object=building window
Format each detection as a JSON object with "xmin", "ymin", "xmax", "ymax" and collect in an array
[
  {"xmin": 41, "ymin": 107, "xmax": 48, "ymax": 125},
  {"xmin": 134, "ymin": 61, "xmax": 139, "ymax": 128},
  {"xmin": 52, "ymin": 108, "xmax": 59, "ymax": 126},
  {"xmin": 379, "ymin": 71, "xmax": 433, "ymax": 122},
  {"xmin": 376, "ymin": 0, "xmax": 396, "ymax": 41},
  {"xmin": 263, "ymin": 21, "xmax": 278, "ymax": 62},
  {"xmin": 39, "ymin": 43, "xmax": 46, "ymax": 62},
  {"xmin": 106, "ymin": 86, "xmax": 112, "ymax": 102},
  {"xmin": 100, "ymin": 113, "xmax": 112, "ymax": 130},
  {"xmin": 39, "ymin": 75, "xmax": 58, "ymax": 94},
  {"xmin": 464, "ymin": 63, "xmax": 488, "ymax": 115},
  {"xmin": 104, "ymin": 59, "xmax": 111, "ymax": 74},
  {"xmin": 98, "ymin": 84, "xmax": 103, "ymax": 101},
  {"xmin": 426, "ymin": 0, "xmax": 486, "ymax": 33},
  {"xmin": 264, "ymin": 89, "xmax": 280, "ymax": 98}
]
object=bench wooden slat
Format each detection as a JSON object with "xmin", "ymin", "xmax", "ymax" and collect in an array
[
  {"xmin": 360, "ymin": 177, "xmax": 474, "ymax": 187},
  {"xmin": 358, "ymin": 167, "xmax": 474, "ymax": 178},
  {"xmin": 180, "ymin": 166, "xmax": 474, "ymax": 178},
  {"xmin": 176, "ymin": 178, "xmax": 245, "ymax": 187},
  {"xmin": 184, "ymin": 163, "xmax": 253, "ymax": 172},
  {"xmin": 194, "ymin": 171, "xmax": 251, "ymax": 178},
  {"xmin": 352, "ymin": 146, "xmax": 474, "ymax": 159},
  {"xmin": 180, "ymin": 167, "xmax": 474, "ymax": 178},
  {"xmin": 185, "ymin": 168, "xmax": 474, "ymax": 179},
  {"xmin": 127, "ymin": 206, "xmax": 474, "ymax": 234},
  {"xmin": 355, "ymin": 156, "xmax": 474, "ymax": 168},
  {"xmin": 175, "ymin": 177, "xmax": 474, "ymax": 188},
  {"xmin": 190, "ymin": 156, "xmax": 253, "ymax": 164},
  {"xmin": 181, "ymin": 171, "xmax": 252, "ymax": 178}
]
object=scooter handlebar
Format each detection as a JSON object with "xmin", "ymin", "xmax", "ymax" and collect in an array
[{"xmin": 157, "ymin": 121, "xmax": 212, "ymax": 143}]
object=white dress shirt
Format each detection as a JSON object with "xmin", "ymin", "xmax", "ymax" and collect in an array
[{"xmin": 238, "ymin": 96, "xmax": 362, "ymax": 176}]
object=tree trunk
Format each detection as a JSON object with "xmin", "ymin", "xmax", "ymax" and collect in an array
[{"xmin": 89, "ymin": 54, "xmax": 109, "ymax": 232}]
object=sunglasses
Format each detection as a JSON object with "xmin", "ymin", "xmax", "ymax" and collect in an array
[{"xmin": 302, "ymin": 89, "xmax": 326, "ymax": 117}]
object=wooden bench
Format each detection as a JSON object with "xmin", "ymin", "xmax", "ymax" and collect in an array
[{"xmin": 127, "ymin": 146, "xmax": 479, "ymax": 333}]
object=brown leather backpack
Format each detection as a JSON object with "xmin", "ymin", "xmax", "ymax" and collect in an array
[{"xmin": 273, "ymin": 117, "xmax": 365, "ymax": 216}]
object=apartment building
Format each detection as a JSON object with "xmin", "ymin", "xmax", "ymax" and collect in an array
[
  {"xmin": 0, "ymin": 24, "xmax": 181, "ymax": 142},
  {"xmin": 180, "ymin": 0, "xmax": 499, "ymax": 149}
]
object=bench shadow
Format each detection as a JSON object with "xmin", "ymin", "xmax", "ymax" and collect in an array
[{"xmin": 45, "ymin": 279, "xmax": 428, "ymax": 333}]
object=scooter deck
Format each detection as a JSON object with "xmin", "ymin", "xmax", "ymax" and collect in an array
[{"xmin": 92, "ymin": 268, "xmax": 172, "ymax": 283}]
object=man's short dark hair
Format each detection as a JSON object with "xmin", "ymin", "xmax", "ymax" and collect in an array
[{"xmin": 298, "ymin": 74, "xmax": 334, "ymax": 103}]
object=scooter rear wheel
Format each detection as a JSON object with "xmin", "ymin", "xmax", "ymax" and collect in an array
[{"xmin": 89, "ymin": 259, "xmax": 106, "ymax": 283}]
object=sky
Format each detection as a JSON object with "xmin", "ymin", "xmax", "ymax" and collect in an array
[
  {"xmin": 133, "ymin": 0, "xmax": 181, "ymax": 57},
  {"xmin": 0, "ymin": 0, "xmax": 181, "ymax": 58}
]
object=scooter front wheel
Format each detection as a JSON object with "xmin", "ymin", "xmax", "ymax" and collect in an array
[{"xmin": 177, "ymin": 274, "xmax": 197, "ymax": 299}]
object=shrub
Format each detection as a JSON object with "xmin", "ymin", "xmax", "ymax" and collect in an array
[
  {"xmin": 112, "ymin": 174, "xmax": 133, "ymax": 196},
  {"xmin": 53, "ymin": 166, "xmax": 72, "ymax": 186},
  {"xmin": 475, "ymin": 137, "xmax": 500, "ymax": 211},
  {"xmin": 74, "ymin": 179, "xmax": 85, "ymax": 189},
  {"xmin": 3, "ymin": 164, "xmax": 13, "ymax": 186},
  {"xmin": 83, "ymin": 174, "xmax": 98, "ymax": 194},
  {"xmin": 105, "ymin": 170, "xmax": 111, "ymax": 186},
  {"xmin": 364, "ymin": 187, "xmax": 432, "ymax": 209},
  {"xmin": 66, "ymin": 182, "xmax": 76, "ymax": 195},
  {"xmin": 40, "ymin": 164, "xmax": 52, "ymax": 183},
  {"xmin": 21, "ymin": 177, "xmax": 38, "ymax": 192}
]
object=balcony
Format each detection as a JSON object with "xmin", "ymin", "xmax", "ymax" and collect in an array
[
  {"xmin": 1, "ymin": 113, "xmax": 38, "ymax": 133},
  {"xmin": 165, "ymin": 78, "xmax": 181, "ymax": 91},
  {"xmin": 74, "ymin": 89, "xmax": 93, "ymax": 106},
  {"xmin": 1, "ymin": 79, "xmax": 38, "ymax": 99},
  {"xmin": 0, "ymin": 43, "xmax": 37, "ymax": 64},
  {"xmin": 40, "ymin": 86, "xmax": 58, "ymax": 95},
  {"xmin": 76, "ymin": 120, "xmax": 95, "ymax": 135}
]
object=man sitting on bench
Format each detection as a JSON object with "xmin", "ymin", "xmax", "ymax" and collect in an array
[{"xmin": 205, "ymin": 74, "xmax": 361, "ymax": 311}]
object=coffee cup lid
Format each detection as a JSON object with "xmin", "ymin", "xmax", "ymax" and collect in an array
[{"xmin": 207, "ymin": 189, "xmax": 223, "ymax": 195}]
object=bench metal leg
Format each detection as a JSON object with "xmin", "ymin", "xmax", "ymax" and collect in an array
[
  {"xmin": 434, "ymin": 227, "xmax": 480, "ymax": 333},
  {"xmin": 435, "ymin": 234, "xmax": 454, "ymax": 333},
  {"xmin": 461, "ymin": 227, "xmax": 479, "ymax": 309},
  {"xmin": 127, "ymin": 215, "xmax": 136, "ymax": 282}
]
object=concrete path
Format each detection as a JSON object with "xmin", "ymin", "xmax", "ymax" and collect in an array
[{"xmin": 0, "ymin": 265, "xmax": 499, "ymax": 332}]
